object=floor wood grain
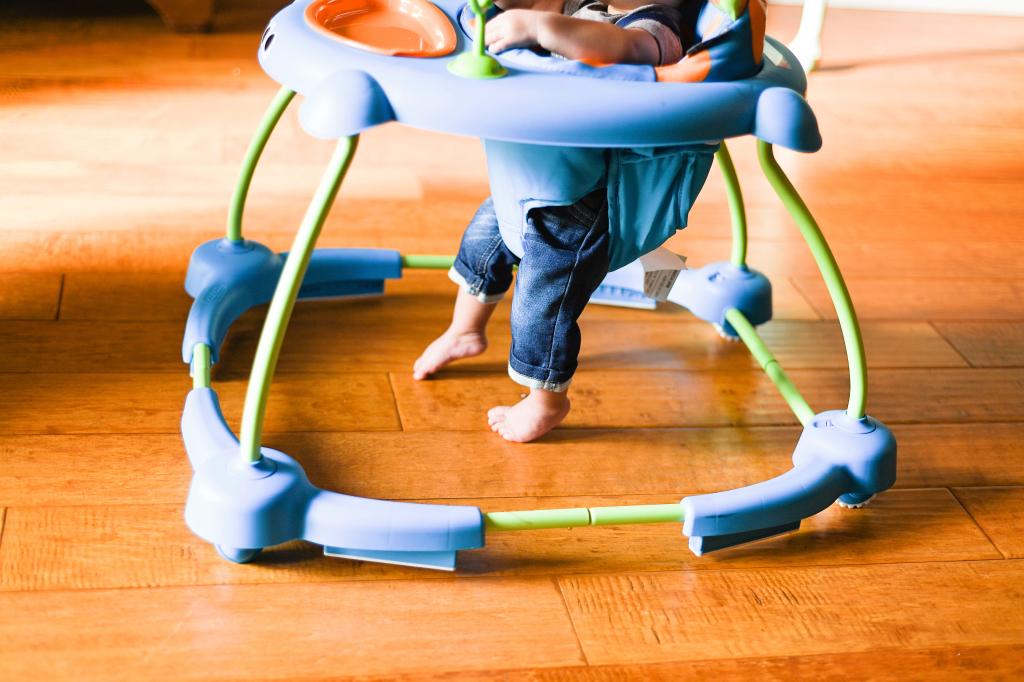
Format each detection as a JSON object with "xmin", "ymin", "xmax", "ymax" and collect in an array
[
  {"xmin": 793, "ymin": 277, "xmax": 1024, "ymax": 321},
  {"xmin": 933, "ymin": 321, "xmax": 1024, "ymax": 367},
  {"xmin": 366, "ymin": 644, "xmax": 1024, "ymax": 681},
  {"xmin": 0, "ymin": 372, "xmax": 401, "ymax": 434},
  {"xmin": 0, "ymin": 272, "xmax": 62, "ymax": 320},
  {"xmin": 388, "ymin": 368, "xmax": 1024, "ymax": 431},
  {"xmin": 5, "ymin": 423, "xmax": 1024, "ymax": 510},
  {"xmin": 0, "ymin": 490, "xmax": 1000, "ymax": 591},
  {"xmin": 558, "ymin": 561, "xmax": 1024, "ymax": 665},
  {"xmin": 0, "ymin": 317, "xmax": 967, "ymax": 376},
  {"xmin": 0, "ymin": 578, "xmax": 585, "ymax": 680},
  {"xmin": 953, "ymin": 487, "xmax": 1024, "ymax": 559}
]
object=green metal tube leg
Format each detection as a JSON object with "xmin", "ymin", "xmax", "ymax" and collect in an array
[
  {"xmin": 484, "ymin": 504, "xmax": 685, "ymax": 531},
  {"xmin": 757, "ymin": 141, "xmax": 868, "ymax": 420},
  {"xmin": 401, "ymin": 254, "xmax": 456, "ymax": 270},
  {"xmin": 716, "ymin": 142, "xmax": 749, "ymax": 268},
  {"xmin": 238, "ymin": 136, "xmax": 359, "ymax": 463},
  {"xmin": 191, "ymin": 343, "xmax": 212, "ymax": 390},
  {"xmin": 474, "ymin": 2, "xmax": 488, "ymax": 58},
  {"xmin": 226, "ymin": 87, "xmax": 296, "ymax": 243},
  {"xmin": 724, "ymin": 308, "xmax": 815, "ymax": 426}
]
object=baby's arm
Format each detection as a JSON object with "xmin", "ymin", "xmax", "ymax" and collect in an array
[
  {"xmin": 493, "ymin": 0, "xmax": 563, "ymax": 10},
  {"xmin": 486, "ymin": 10, "xmax": 661, "ymax": 65}
]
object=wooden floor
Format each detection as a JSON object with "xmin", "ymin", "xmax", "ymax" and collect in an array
[{"xmin": 2, "ymin": 2, "xmax": 1024, "ymax": 679}]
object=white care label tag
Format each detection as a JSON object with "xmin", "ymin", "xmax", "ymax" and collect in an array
[{"xmin": 639, "ymin": 248, "xmax": 688, "ymax": 301}]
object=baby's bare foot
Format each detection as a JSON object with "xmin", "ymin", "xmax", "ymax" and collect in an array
[
  {"xmin": 413, "ymin": 329, "xmax": 487, "ymax": 380},
  {"xmin": 487, "ymin": 390, "xmax": 570, "ymax": 443}
]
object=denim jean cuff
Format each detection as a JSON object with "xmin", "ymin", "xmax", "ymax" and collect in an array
[
  {"xmin": 507, "ymin": 363, "xmax": 573, "ymax": 393},
  {"xmin": 448, "ymin": 266, "xmax": 506, "ymax": 304}
]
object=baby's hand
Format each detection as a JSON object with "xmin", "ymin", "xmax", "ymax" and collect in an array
[{"xmin": 485, "ymin": 10, "xmax": 545, "ymax": 53}]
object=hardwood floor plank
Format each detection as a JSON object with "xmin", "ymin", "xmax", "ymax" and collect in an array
[
  {"xmin": 218, "ymin": 319, "xmax": 966, "ymax": 376},
  {"xmin": 5, "ymin": 423, "xmax": 1024, "ymax": 509},
  {"xmin": 953, "ymin": 487, "xmax": 1024, "ymax": 559},
  {"xmin": 278, "ymin": 423, "xmax": 1024, "ymax": 499},
  {"xmin": 388, "ymin": 368, "xmax": 1024, "ymax": 431},
  {"xmin": 794, "ymin": 277, "xmax": 1024, "ymax": 321},
  {"xmin": 0, "ymin": 434, "xmax": 192, "ymax": 507},
  {"xmin": 366, "ymin": 644, "xmax": 1024, "ymax": 681},
  {"xmin": 933, "ymin": 322, "xmax": 1024, "ymax": 367},
  {"xmin": 0, "ymin": 578, "xmax": 584, "ymax": 679},
  {"xmin": 864, "ymin": 369, "xmax": 1024, "ymax": 424},
  {"xmin": 670, "ymin": 235, "xmax": 1024, "ymax": 281},
  {"xmin": 289, "ymin": 428, "xmax": 811, "ymax": 500},
  {"xmin": 0, "ymin": 317, "xmax": 963, "ymax": 375},
  {"xmin": 0, "ymin": 199, "xmax": 482, "ymax": 273},
  {"xmin": 0, "ymin": 373, "xmax": 400, "ymax": 434},
  {"xmin": 12, "ymin": 210, "xmax": 1024, "ymax": 276},
  {"xmin": 558, "ymin": 560, "xmax": 1024, "ymax": 665},
  {"xmin": 0, "ymin": 272, "xmax": 62, "ymax": 320},
  {"xmin": 701, "ymin": 185, "xmax": 1024, "ymax": 236},
  {"xmin": 0, "ymin": 490, "xmax": 998, "ymax": 591},
  {"xmin": 718, "ymin": 320, "xmax": 965, "ymax": 370},
  {"xmin": 1, "ymin": 169, "xmax": 423, "ymax": 228},
  {"xmin": 60, "ymin": 271, "xmax": 197, "ymax": 321},
  {"xmin": 57, "ymin": 268, "xmax": 820, "ymax": 323},
  {"xmin": 0, "ymin": 321, "xmax": 185, "ymax": 374},
  {"xmin": 896, "ymin": 423, "xmax": 1024, "ymax": 489},
  {"xmin": 390, "ymin": 370, "xmax": 807, "ymax": 430}
]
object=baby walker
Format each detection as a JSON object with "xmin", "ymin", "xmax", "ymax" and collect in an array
[{"xmin": 180, "ymin": 0, "xmax": 897, "ymax": 570}]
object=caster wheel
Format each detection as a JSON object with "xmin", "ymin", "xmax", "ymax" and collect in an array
[
  {"xmin": 713, "ymin": 323, "xmax": 741, "ymax": 342},
  {"xmin": 837, "ymin": 493, "xmax": 875, "ymax": 509},
  {"xmin": 215, "ymin": 545, "xmax": 262, "ymax": 564}
]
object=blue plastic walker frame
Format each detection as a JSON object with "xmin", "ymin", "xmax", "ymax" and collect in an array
[{"xmin": 180, "ymin": 0, "xmax": 896, "ymax": 570}]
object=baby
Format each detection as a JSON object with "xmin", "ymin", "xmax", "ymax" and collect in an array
[{"xmin": 414, "ymin": 0, "xmax": 693, "ymax": 442}]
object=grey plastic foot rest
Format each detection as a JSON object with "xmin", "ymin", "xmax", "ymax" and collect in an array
[
  {"xmin": 688, "ymin": 521, "xmax": 800, "ymax": 556},
  {"xmin": 324, "ymin": 546, "xmax": 457, "ymax": 571}
]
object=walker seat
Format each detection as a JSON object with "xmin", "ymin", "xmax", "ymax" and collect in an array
[{"xmin": 178, "ymin": 0, "xmax": 896, "ymax": 570}]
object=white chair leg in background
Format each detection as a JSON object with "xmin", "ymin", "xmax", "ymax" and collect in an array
[{"xmin": 788, "ymin": 0, "xmax": 828, "ymax": 72}]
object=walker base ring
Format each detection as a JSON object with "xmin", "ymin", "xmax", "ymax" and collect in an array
[{"xmin": 181, "ymin": 240, "xmax": 895, "ymax": 568}]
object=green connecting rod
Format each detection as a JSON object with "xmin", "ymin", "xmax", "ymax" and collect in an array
[
  {"xmin": 191, "ymin": 343, "xmax": 212, "ymax": 390},
  {"xmin": 238, "ymin": 136, "xmax": 359, "ymax": 463},
  {"xmin": 485, "ymin": 504, "xmax": 685, "ymax": 531},
  {"xmin": 757, "ymin": 141, "xmax": 868, "ymax": 420},
  {"xmin": 716, "ymin": 142, "xmax": 748, "ymax": 268},
  {"xmin": 401, "ymin": 254, "xmax": 456, "ymax": 270},
  {"xmin": 226, "ymin": 87, "xmax": 296, "ymax": 243},
  {"xmin": 724, "ymin": 308, "xmax": 815, "ymax": 426}
]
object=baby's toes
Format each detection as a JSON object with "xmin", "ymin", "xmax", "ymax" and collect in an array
[
  {"xmin": 487, "ymin": 406, "xmax": 509, "ymax": 425},
  {"xmin": 498, "ymin": 422, "xmax": 527, "ymax": 443}
]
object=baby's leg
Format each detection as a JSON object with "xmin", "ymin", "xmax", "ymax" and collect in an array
[
  {"xmin": 414, "ymin": 198, "xmax": 518, "ymax": 380},
  {"xmin": 488, "ymin": 189, "xmax": 610, "ymax": 442},
  {"xmin": 414, "ymin": 288, "xmax": 496, "ymax": 379}
]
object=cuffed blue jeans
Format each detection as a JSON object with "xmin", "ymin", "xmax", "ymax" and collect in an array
[{"xmin": 450, "ymin": 191, "xmax": 609, "ymax": 392}]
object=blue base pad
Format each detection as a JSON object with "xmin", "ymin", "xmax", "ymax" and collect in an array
[
  {"xmin": 682, "ymin": 410, "xmax": 897, "ymax": 553},
  {"xmin": 182, "ymin": 239, "xmax": 403, "ymax": 364},
  {"xmin": 667, "ymin": 261, "xmax": 772, "ymax": 334},
  {"xmin": 182, "ymin": 387, "xmax": 485, "ymax": 570}
]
